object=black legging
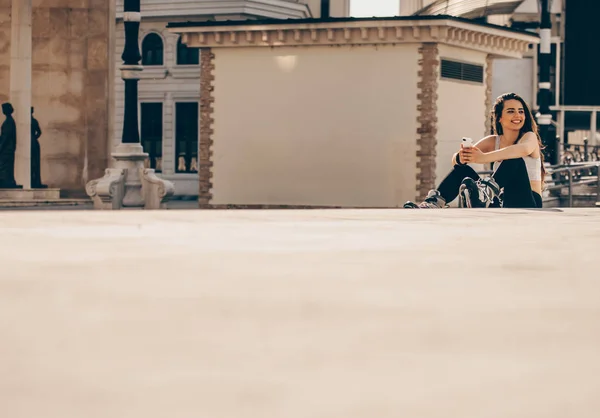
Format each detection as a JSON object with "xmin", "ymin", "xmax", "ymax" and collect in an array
[{"xmin": 437, "ymin": 158, "xmax": 542, "ymax": 208}]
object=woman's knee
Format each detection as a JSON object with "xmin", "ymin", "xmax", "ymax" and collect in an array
[
  {"xmin": 494, "ymin": 158, "xmax": 529, "ymax": 181},
  {"xmin": 452, "ymin": 163, "xmax": 478, "ymax": 177}
]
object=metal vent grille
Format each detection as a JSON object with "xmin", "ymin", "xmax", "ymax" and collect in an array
[{"xmin": 441, "ymin": 59, "xmax": 484, "ymax": 84}]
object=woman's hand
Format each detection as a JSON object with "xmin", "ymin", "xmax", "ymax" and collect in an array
[{"xmin": 460, "ymin": 145, "xmax": 487, "ymax": 164}]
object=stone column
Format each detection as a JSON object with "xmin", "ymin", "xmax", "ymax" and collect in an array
[
  {"xmin": 10, "ymin": 0, "xmax": 32, "ymax": 189},
  {"xmin": 86, "ymin": 0, "xmax": 174, "ymax": 209}
]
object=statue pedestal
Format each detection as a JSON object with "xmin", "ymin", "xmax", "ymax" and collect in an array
[
  {"xmin": 0, "ymin": 187, "xmax": 60, "ymax": 200},
  {"xmin": 86, "ymin": 143, "xmax": 174, "ymax": 210}
]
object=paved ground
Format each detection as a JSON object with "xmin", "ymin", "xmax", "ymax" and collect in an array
[{"xmin": 1, "ymin": 208, "xmax": 599, "ymax": 418}]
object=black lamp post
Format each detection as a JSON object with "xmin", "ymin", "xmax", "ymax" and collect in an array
[
  {"xmin": 321, "ymin": 0, "xmax": 330, "ymax": 18},
  {"xmin": 85, "ymin": 0, "xmax": 174, "ymax": 209},
  {"xmin": 537, "ymin": 0, "xmax": 555, "ymax": 163},
  {"xmin": 122, "ymin": 0, "xmax": 142, "ymax": 145}
]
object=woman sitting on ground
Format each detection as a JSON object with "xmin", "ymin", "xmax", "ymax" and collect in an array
[{"xmin": 404, "ymin": 92, "xmax": 545, "ymax": 209}]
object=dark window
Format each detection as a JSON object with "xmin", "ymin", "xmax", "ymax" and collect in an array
[
  {"xmin": 141, "ymin": 33, "xmax": 164, "ymax": 66},
  {"xmin": 141, "ymin": 103, "xmax": 163, "ymax": 172},
  {"xmin": 175, "ymin": 102, "xmax": 199, "ymax": 173},
  {"xmin": 177, "ymin": 36, "xmax": 199, "ymax": 65},
  {"xmin": 441, "ymin": 59, "xmax": 484, "ymax": 84}
]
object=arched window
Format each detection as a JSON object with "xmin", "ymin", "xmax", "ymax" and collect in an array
[
  {"xmin": 141, "ymin": 33, "xmax": 164, "ymax": 66},
  {"xmin": 176, "ymin": 36, "xmax": 199, "ymax": 65}
]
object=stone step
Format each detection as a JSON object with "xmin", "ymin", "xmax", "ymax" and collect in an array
[
  {"xmin": 542, "ymin": 196, "xmax": 561, "ymax": 208},
  {"xmin": 0, "ymin": 188, "xmax": 60, "ymax": 200},
  {"xmin": 558, "ymin": 194, "xmax": 599, "ymax": 208},
  {"xmin": 0, "ymin": 199, "xmax": 90, "ymax": 208}
]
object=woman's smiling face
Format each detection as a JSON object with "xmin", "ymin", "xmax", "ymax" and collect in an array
[{"xmin": 499, "ymin": 99, "xmax": 525, "ymax": 132}]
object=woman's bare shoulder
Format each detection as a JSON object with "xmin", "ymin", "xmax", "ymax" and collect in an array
[
  {"xmin": 520, "ymin": 131, "xmax": 541, "ymax": 156},
  {"xmin": 520, "ymin": 131, "xmax": 538, "ymax": 141}
]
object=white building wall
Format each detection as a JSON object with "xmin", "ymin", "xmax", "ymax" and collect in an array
[
  {"xmin": 209, "ymin": 45, "xmax": 420, "ymax": 207},
  {"xmin": 399, "ymin": 0, "xmax": 436, "ymax": 16},
  {"xmin": 492, "ymin": 57, "xmax": 535, "ymax": 107}
]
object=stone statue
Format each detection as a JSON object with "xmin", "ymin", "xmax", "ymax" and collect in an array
[
  {"xmin": 31, "ymin": 107, "xmax": 47, "ymax": 188},
  {"xmin": 0, "ymin": 103, "xmax": 19, "ymax": 188}
]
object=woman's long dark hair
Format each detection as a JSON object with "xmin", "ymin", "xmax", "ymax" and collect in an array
[{"xmin": 489, "ymin": 92, "xmax": 546, "ymax": 180}]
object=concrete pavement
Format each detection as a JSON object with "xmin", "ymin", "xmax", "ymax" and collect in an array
[{"xmin": 1, "ymin": 208, "xmax": 599, "ymax": 418}]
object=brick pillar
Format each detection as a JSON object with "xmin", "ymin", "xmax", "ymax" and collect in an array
[
  {"xmin": 483, "ymin": 54, "xmax": 495, "ymax": 172},
  {"xmin": 199, "ymin": 48, "xmax": 215, "ymax": 207},
  {"xmin": 415, "ymin": 43, "xmax": 439, "ymax": 201},
  {"xmin": 485, "ymin": 54, "xmax": 494, "ymax": 136}
]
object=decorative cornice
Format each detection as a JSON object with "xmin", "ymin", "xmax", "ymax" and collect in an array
[
  {"xmin": 138, "ymin": 67, "xmax": 168, "ymax": 79},
  {"xmin": 170, "ymin": 66, "xmax": 202, "ymax": 79},
  {"xmin": 169, "ymin": 18, "xmax": 538, "ymax": 58}
]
